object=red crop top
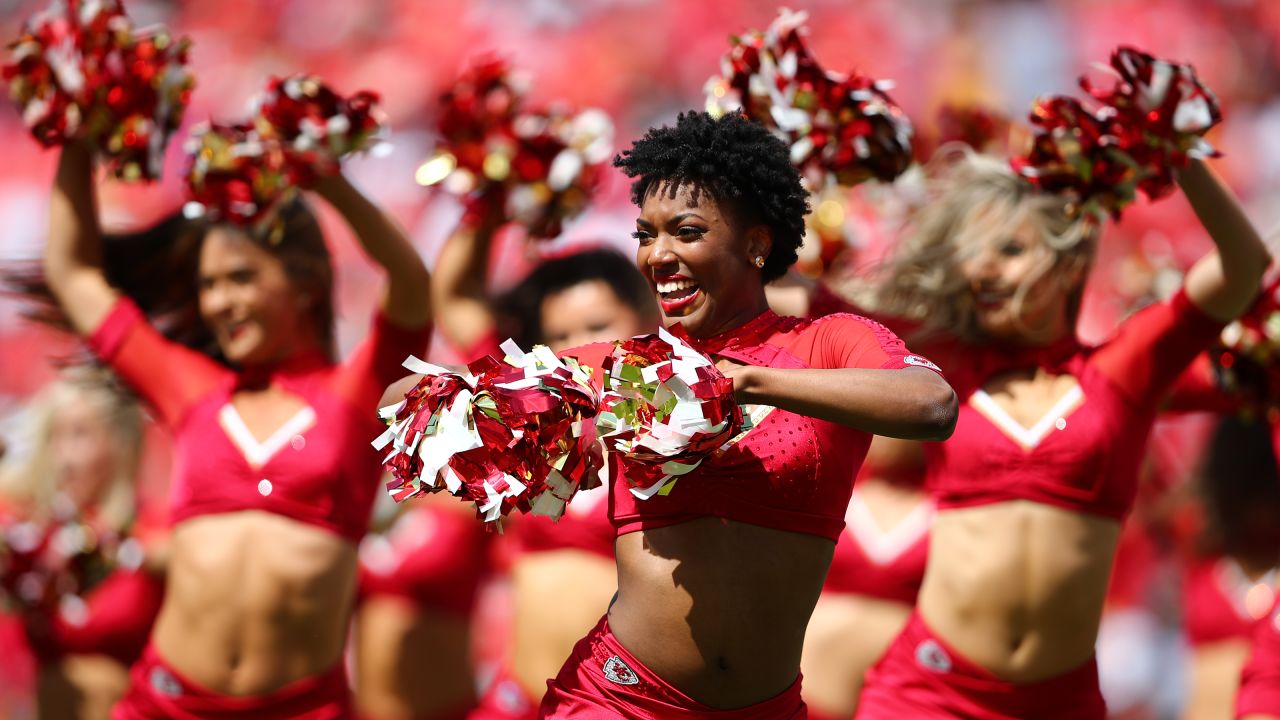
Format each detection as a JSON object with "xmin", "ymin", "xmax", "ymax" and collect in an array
[
  {"xmin": 23, "ymin": 569, "xmax": 164, "ymax": 665},
  {"xmin": 922, "ymin": 290, "xmax": 1224, "ymax": 520},
  {"xmin": 87, "ymin": 297, "xmax": 431, "ymax": 542},
  {"xmin": 572, "ymin": 309, "xmax": 938, "ymax": 542},
  {"xmin": 822, "ymin": 488, "xmax": 932, "ymax": 605},
  {"xmin": 1182, "ymin": 556, "xmax": 1276, "ymax": 647}
]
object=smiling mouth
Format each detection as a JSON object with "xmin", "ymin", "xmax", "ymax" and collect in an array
[
  {"xmin": 656, "ymin": 278, "xmax": 701, "ymax": 314},
  {"xmin": 974, "ymin": 290, "xmax": 1012, "ymax": 308}
]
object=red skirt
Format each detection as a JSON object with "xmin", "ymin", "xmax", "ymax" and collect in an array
[
  {"xmin": 469, "ymin": 664, "xmax": 540, "ymax": 720},
  {"xmin": 1238, "ymin": 600, "xmax": 1280, "ymax": 718},
  {"xmin": 855, "ymin": 612, "xmax": 1106, "ymax": 720},
  {"xmin": 538, "ymin": 616, "xmax": 806, "ymax": 719},
  {"xmin": 112, "ymin": 644, "xmax": 351, "ymax": 719}
]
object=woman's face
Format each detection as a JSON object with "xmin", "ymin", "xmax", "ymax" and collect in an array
[
  {"xmin": 198, "ymin": 227, "xmax": 315, "ymax": 366},
  {"xmin": 632, "ymin": 183, "xmax": 770, "ymax": 338},
  {"xmin": 958, "ymin": 214, "xmax": 1078, "ymax": 344},
  {"xmin": 539, "ymin": 280, "xmax": 648, "ymax": 352},
  {"xmin": 48, "ymin": 399, "xmax": 118, "ymax": 510}
]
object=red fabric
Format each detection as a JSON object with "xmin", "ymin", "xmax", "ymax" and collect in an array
[
  {"xmin": 571, "ymin": 310, "xmax": 936, "ymax": 543},
  {"xmin": 470, "ymin": 665, "xmax": 539, "ymax": 720},
  {"xmin": 1182, "ymin": 556, "xmax": 1271, "ymax": 647},
  {"xmin": 538, "ymin": 615, "xmax": 806, "ymax": 719},
  {"xmin": 111, "ymin": 644, "xmax": 351, "ymax": 719},
  {"xmin": 923, "ymin": 289, "xmax": 1225, "ymax": 520},
  {"xmin": 856, "ymin": 612, "xmax": 1106, "ymax": 720},
  {"xmin": 821, "ymin": 492, "xmax": 931, "ymax": 604},
  {"xmin": 1236, "ymin": 598, "xmax": 1280, "ymax": 718},
  {"xmin": 357, "ymin": 505, "xmax": 492, "ymax": 616},
  {"xmin": 459, "ymin": 330, "xmax": 505, "ymax": 365},
  {"xmin": 513, "ymin": 484, "xmax": 613, "ymax": 560},
  {"xmin": 24, "ymin": 569, "xmax": 164, "ymax": 665},
  {"xmin": 87, "ymin": 297, "xmax": 431, "ymax": 542}
]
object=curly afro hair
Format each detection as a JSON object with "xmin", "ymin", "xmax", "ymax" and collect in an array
[{"xmin": 613, "ymin": 111, "xmax": 809, "ymax": 283}]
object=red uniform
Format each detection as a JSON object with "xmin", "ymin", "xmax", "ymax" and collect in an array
[
  {"xmin": 539, "ymin": 309, "xmax": 938, "ymax": 719},
  {"xmin": 821, "ymin": 473, "xmax": 931, "ymax": 605},
  {"xmin": 23, "ymin": 568, "xmax": 164, "ymax": 666},
  {"xmin": 857, "ymin": 289, "xmax": 1225, "ymax": 720},
  {"xmin": 1237, "ymin": 598, "xmax": 1280, "ymax": 718},
  {"xmin": 1183, "ymin": 556, "xmax": 1276, "ymax": 647},
  {"xmin": 87, "ymin": 297, "xmax": 430, "ymax": 719}
]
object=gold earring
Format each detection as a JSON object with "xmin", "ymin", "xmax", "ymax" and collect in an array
[{"xmin": 753, "ymin": 256, "xmax": 765, "ymax": 268}]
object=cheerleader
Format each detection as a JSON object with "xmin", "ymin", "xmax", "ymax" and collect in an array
[
  {"xmin": 0, "ymin": 368, "xmax": 163, "ymax": 720},
  {"xmin": 530, "ymin": 111, "xmax": 957, "ymax": 718},
  {"xmin": 42, "ymin": 143, "xmax": 432, "ymax": 718},
  {"xmin": 1239, "ymin": 596, "xmax": 1280, "ymax": 719},
  {"xmin": 431, "ymin": 214, "xmax": 657, "ymax": 719},
  {"xmin": 852, "ymin": 147, "xmax": 1267, "ymax": 719}
]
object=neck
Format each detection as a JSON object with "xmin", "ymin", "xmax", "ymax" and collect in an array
[{"xmin": 684, "ymin": 293, "xmax": 771, "ymax": 339}]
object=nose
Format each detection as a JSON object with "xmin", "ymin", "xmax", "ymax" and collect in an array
[
  {"xmin": 200, "ymin": 280, "xmax": 232, "ymax": 319},
  {"xmin": 644, "ymin": 234, "xmax": 679, "ymax": 271}
]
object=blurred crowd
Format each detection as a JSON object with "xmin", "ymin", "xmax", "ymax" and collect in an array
[{"xmin": 3, "ymin": 1, "xmax": 1280, "ymax": 718}]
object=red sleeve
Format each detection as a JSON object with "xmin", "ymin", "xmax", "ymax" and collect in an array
[
  {"xmin": 1162, "ymin": 353, "xmax": 1243, "ymax": 414},
  {"xmin": 803, "ymin": 313, "xmax": 943, "ymax": 374},
  {"xmin": 1090, "ymin": 289, "xmax": 1227, "ymax": 409},
  {"xmin": 457, "ymin": 329, "xmax": 504, "ymax": 364},
  {"xmin": 332, "ymin": 311, "xmax": 433, "ymax": 412},
  {"xmin": 86, "ymin": 297, "xmax": 230, "ymax": 427}
]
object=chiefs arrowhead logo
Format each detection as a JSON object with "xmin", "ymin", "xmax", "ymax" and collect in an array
[
  {"xmin": 602, "ymin": 655, "xmax": 640, "ymax": 685},
  {"xmin": 914, "ymin": 639, "xmax": 953, "ymax": 673}
]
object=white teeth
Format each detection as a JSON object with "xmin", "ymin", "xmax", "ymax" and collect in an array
[{"xmin": 656, "ymin": 280, "xmax": 698, "ymax": 294}]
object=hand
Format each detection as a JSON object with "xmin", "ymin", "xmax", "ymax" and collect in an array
[{"xmin": 715, "ymin": 356, "xmax": 756, "ymax": 403}]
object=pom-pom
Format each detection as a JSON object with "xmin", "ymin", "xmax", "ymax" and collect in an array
[
  {"xmin": 254, "ymin": 75, "xmax": 386, "ymax": 184},
  {"xmin": 183, "ymin": 75, "xmax": 383, "ymax": 231},
  {"xmin": 415, "ymin": 58, "xmax": 613, "ymax": 239},
  {"xmin": 1012, "ymin": 46, "xmax": 1222, "ymax": 220},
  {"xmin": 934, "ymin": 103, "xmax": 1009, "ymax": 154},
  {"xmin": 0, "ymin": 507, "xmax": 143, "ymax": 620},
  {"xmin": 595, "ymin": 327, "xmax": 744, "ymax": 499},
  {"xmin": 373, "ymin": 342, "xmax": 602, "ymax": 527},
  {"xmin": 1210, "ymin": 278, "xmax": 1280, "ymax": 412},
  {"xmin": 704, "ymin": 8, "xmax": 913, "ymax": 189},
  {"xmin": 2, "ymin": 0, "xmax": 195, "ymax": 180}
]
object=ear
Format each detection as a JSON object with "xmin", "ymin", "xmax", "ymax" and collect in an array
[{"xmin": 746, "ymin": 225, "xmax": 773, "ymax": 268}]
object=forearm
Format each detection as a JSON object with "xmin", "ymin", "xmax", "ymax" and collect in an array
[
  {"xmin": 313, "ymin": 174, "xmax": 431, "ymax": 327},
  {"xmin": 45, "ymin": 145, "xmax": 117, "ymax": 333},
  {"xmin": 1179, "ymin": 159, "xmax": 1270, "ymax": 321},
  {"xmin": 431, "ymin": 220, "xmax": 501, "ymax": 352},
  {"xmin": 734, "ymin": 366, "xmax": 957, "ymax": 440}
]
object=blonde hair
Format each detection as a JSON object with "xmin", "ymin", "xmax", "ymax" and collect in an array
[
  {"xmin": 856, "ymin": 148, "xmax": 1099, "ymax": 343},
  {"xmin": 0, "ymin": 368, "xmax": 143, "ymax": 529}
]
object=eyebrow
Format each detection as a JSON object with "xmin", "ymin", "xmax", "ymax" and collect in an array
[{"xmin": 635, "ymin": 212, "xmax": 707, "ymax": 227}]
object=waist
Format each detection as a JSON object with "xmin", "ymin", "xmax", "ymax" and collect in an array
[
  {"xmin": 155, "ymin": 514, "xmax": 358, "ymax": 693},
  {"xmin": 609, "ymin": 519, "xmax": 831, "ymax": 706},
  {"xmin": 916, "ymin": 503, "xmax": 1119, "ymax": 681}
]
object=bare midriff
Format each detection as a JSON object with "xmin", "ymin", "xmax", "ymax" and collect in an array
[
  {"xmin": 917, "ymin": 501, "xmax": 1121, "ymax": 682},
  {"xmin": 151, "ymin": 510, "xmax": 357, "ymax": 695},
  {"xmin": 512, "ymin": 549, "xmax": 618, "ymax": 699},
  {"xmin": 610, "ymin": 517, "xmax": 834, "ymax": 709}
]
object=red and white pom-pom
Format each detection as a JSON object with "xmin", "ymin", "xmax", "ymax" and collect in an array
[
  {"xmin": 1012, "ymin": 46, "xmax": 1222, "ymax": 220},
  {"xmin": 705, "ymin": 8, "xmax": 913, "ymax": 189},
  {"xmin": 183, "ymin": 121, "xmax": 296, "ymax": 235},
  {"xmin": 373, "ymin": 342, "xmax": 602, "ymax": 527},
  {"xmin": 253, "ymin": 75, "xmax": 387, "ymax": 183},
  {"xmin": 415, "ymin": 58, "xmax": 613, "ymax": 239},
  {"xmin": 2, "ymin": 0, "xmax": 194, "ymax": 180},
  {"xmin": 594, "ymin": 327, "xmax": 743, "ymax": 499}
]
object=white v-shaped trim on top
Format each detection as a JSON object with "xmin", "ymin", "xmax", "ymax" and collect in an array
[
  {"xmin": 217, "ymin": 404, "xmax": 317, "ymax": 469},
  {"xmin": 969, "ymin": 385, "xmax": 1084, "ymax": 451},
  {"xmin": 845, "ymin": 493, "xmax": 933, "ymax": 565}
]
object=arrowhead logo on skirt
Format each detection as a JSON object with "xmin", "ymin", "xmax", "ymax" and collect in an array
[
  {"xmin": 915, "ymin": 639, "xmax": 953, "ymax": 673},
  {"xmin": 603, "ymin": 655, "xmax": 640, "ymax": 685}
]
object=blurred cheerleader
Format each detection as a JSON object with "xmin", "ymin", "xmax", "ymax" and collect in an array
[
  {"xmin": 1179, "ymin": 416, "xmax": 1280, "ymax": 720},
  {"xmin": 799, "ymin": 436, "xmax": 931, "ymax": 720},
  {"xmin": 430, "ymin": 214, "xmax": 657, "ymax": 720},
  {"xmin": 0, "ymin": 367, "xmax": 163, "ymax": 720},
  {"xmin": 41, "ymin": 142, "xmax": 431, "ymax": 718},
  {"xmin": 1239, "ymin": 596, "xmax": 1280, "ymax": 720},
  {"xmin": 851, "ymin": 148, "xmax": 1268, "ymax": 719}
]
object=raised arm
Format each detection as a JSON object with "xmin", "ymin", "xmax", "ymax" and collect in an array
[
  {"xmin": 44, "ymin": 145, "xmax": 121, "ymax": 335},
  {"xmin": 312, "ymin": 174, "xmax": 432, "ymax": 329},
  {"xmin": 1180, "ymin": 158, "xmax": 1271, "ymax": 321},
  {"xmin": 430, "ymin": 210, "xmax": 505, "ymax": 354},
  {"xmin": 729, "ymin": 364, "xmax": 957, "ymax": 441}
]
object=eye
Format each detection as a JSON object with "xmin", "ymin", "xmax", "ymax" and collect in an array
[
  {"xmin": 998, "ymin": 240, "xmax": 1026, "ymax": 257},
  {"xmin": 631, "ymin": 229, "xmax": 654, "ymax": 245},
  {"xmin": 677, "ymin": 226, "xmax": 705, "ymax": 239},
  {"xmin": 228, "ymin": 268, "xmax": 257, "ymax": 284}
]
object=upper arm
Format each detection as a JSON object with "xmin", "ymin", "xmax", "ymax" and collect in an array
[
  {"xmin": 87, "ymin": 298, "xmax": 229, "ymax": 425},
  {"xmin": 52, "ymin": 269, "xmax": 121, "ymax": 336},
  {"xmin": 1091, "ymin": 290, "xmax": 1227, "ymax": 407}
]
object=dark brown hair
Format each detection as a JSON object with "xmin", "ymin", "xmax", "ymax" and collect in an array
[{"xmin": 5, "ymin": 197, "xmax": 335, "ymax": 364}]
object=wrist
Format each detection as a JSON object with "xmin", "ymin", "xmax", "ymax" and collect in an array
[{"xmin": 733, "ymin": 365, "xmax": 767, "ymax": 404}]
